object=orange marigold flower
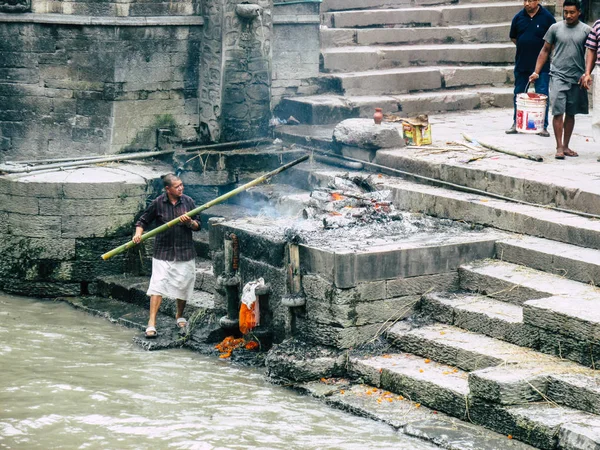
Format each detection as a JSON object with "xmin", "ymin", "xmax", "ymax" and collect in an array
[
  {"xmin": 415, "ymin": 403, "xmax": 421, "ymax": 408},
  {"xmin": 419, "ymin": 369, "xmax": 424, "ymax": 373},
  {"xmin": 424, "ymin": 359, "xmax": 431, "ymax": 364},
  {"xmin": 245, "ymin": 341, "xmax": 259, "ymax": 351},
  {"xmin": 340, "ymin": 390, "xmax": 345, "ymax": 395},
  {"xmin": 508, "ymin": 435, "xmax": 513, "ymax": 440}
]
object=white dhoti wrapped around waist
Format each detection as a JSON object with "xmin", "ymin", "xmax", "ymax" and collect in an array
[{"xmin": 147, "ymin": 258, "xmax": 196, "ymax": 301}]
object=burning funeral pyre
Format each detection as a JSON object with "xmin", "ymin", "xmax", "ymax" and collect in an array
[{"xmin": 303, "ymin": 175, "xmax": 402, "ymax": 229}]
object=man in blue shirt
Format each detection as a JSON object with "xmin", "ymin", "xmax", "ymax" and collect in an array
[{"xmin": 506, "ymin": 0, "xmax": 555, "ymax": 136}]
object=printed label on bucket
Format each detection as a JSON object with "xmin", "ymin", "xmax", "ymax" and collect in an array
[{"xmin": 516, "ymin": 94, "xmax": 547, "ymax": 134}]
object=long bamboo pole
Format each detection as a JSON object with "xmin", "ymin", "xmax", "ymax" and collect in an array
[
  {"xmin": 101, "ymin": 154, "xmax": 310, "ymax": 260},
  {"xmin": 462, "ymin": 133, "xmax": 543, "ymax": 162},
  {"xmin": 1, "ymin": 150, "xmax": 175, "ymax": 174}
]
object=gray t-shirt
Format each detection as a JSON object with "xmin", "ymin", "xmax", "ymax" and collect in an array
[{"xmin": 544, "ymin": 21, "xmax": 591, "ymax": 83}]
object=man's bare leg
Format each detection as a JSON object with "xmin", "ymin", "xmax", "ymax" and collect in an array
[
  {"xmin": 562, "ymin": 114, "xmax": 578, "ymax": 156},
  {"xmin": 553, "ymin": 114, "xmax": 566, "ymax": 158},
  {"xmin": 147, "ymin": 295, "xmax": 162, "ymax": 336},
  {"xmin": 176, "ymin": 299, "xmax": 187, "ymax": 327}
]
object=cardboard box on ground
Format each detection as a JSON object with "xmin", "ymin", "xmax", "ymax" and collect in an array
[{"xmin": 384, "ymin": 113, "xmax": 432, "ymax": 146}]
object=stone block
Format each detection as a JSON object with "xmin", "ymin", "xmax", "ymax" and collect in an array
[
  {"xmin": 333, "ymin": 118, "xmax": 403, "ymax": 150},
  {"xmin": 468, "ymin": 364, "xmax": 548, "ymax": 405},
  {"xmin": 8, "ymin": 212, "xmax": 61, "ymax": 238},
  {"xmin": 61, "ymin": 214, "xmax": 135, "ymax": 238},
  {"xmin": 386, "ymin": 273, "xmax": 458, "ymax": 298},
  {"xmin": 306, "ymin": 295, "xmax": 417, "ymax": 328},
  {"xmin": 0, "ymin": 236, "xmax": 75, "ymax": 260},
  {"xmin": 265, "ymin": 339, "xmax": 346, "ymax": 382},
  {"xmin": 302, "ymin": 274, "xmax": 387, "ymax": 304},
  {"xmin": 0, "ymin": 278, "xmax": 80, "ymax": 297},
  {"xmin": 62, "ymin": 182, "xmax": 147, "ymax": 199},
  {"xmin": 469, "ymin": 399, "xmax": 590, "ymax": 450},
  {"xmin": 523, "ymin": 297, "xmax": 600, "ymax": 343},
  {"xmin": 298, "ymin": 318, "xmax": 383, "ymax": 349},
  {"xmin": 0, "ymin": 193, "xmax": 38, "ymax": 214},
  {"xmin": 39, "ymin": 196, "xmax": 146, "ymax": 216},
  {"xmin": 558, "ymin": 418, "xmax": 600, "ymax": 449},
  {"xmin": 378, "ymin": 354, "xmax": 469, "ymax": 418}
]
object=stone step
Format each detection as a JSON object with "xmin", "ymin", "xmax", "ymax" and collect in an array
[
  {"xmin": 321, "ymin": 23, "xmax": 511, "ymax": 47},
  {"xmin": 375, "ymin": 146, "xmax": 600, "ymax": 218},
  {"xmin": 330, "ymin": 66, "xmax": 513, "ymax": 95},
  {"xmin": 323, "ymin": 0, "xmax": 512, "ymax": 11},
  {"xmin": 387, "ymin": 322, "xmax": 555, "ymax": 371},
  {"xmin": 195, "ymin": 257, "xmax": 216, "ymax": 293},
  {"xmin": 193, "ymin": 229, "xmax": 211, "ymax": 259},
  {"xmin": 470, "ymin": 362, "xmax": 600, "ymax": 415},
  {"xmin": 458, "ymin": 259, "xmax": 600, "ymax": 305},
  {"xmin": 351, "ymin": 352, "xmax": 470, "ymax": 418},
  {"xmin": 364, "ymin": 173, "xmax": 600, "ymax": 253},
  {"xmin": 496, "ymin": 235, "xmax": 600, "ymax": 286},
  {"xmin": 299, "ymin": 383, "xmax": 538, "ymax": 450},
  {"xmin": 95, "ymin": 274, "xmax": 215, "ymax": 318},
  {"xmin": 275, "ymin": 87, "xmax": 512, "ymax": 125},
  {"xmin": 469, "ymin": 400, "xmax": 600, "ymax": 450},
  {"xmin": 322, "ymin": 44, "xmax": 515, "ymax": 73},
  {"xmin": 420, "ymin": 292, "xmax": 538, "ymax": 348},
  {"xmin": 324, "ymin": 3, "xmax": 521, "ymax": 28}
]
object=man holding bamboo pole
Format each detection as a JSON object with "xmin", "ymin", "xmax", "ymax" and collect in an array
[{"xmin": 133, "ymin": 173, "xmax": 200, "ymax": 338}]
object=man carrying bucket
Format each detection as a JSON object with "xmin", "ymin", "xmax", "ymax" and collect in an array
[
  {"xmin": 506, "ymin": 0, "xmax": 555, "ymax": 136},
  {"xmin": 582, "ymin": 18, "xmax": 600, "ymax": 146},
  {"xmin": 529, "ymin": 0, "xmax": 591, "ymax": 159}
]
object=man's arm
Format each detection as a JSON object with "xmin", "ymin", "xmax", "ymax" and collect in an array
[
  {"xmin": 529, "ymin": 41, "xmax": 554, "ymax": 83},
  {"xmin": 582, "ymin": 48, "xmax": 596, "ymax": 89},
  {"xmin": 132, "ymin": 200, "xmax": 157, "ymax": 244}
]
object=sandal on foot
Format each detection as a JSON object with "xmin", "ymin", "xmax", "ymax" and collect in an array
[
  {"xmin": 176, "ymin": 317, "xmax": 188, "ymax": 329},
  {"xmin": 555, "ymin": 152, "xmax": 565, "ymax": 159},
  {"xmin": 145, "ymin": 326, "xmax": 158, "ymax": 339},
  {"xmin": 564, "ymin": 149, "xmax": 579, "ymax": 157}
]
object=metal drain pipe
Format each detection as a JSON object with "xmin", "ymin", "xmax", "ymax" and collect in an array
[{"xmin": 309, "ymin": 149, "xmax": 600, "ymax": 221}]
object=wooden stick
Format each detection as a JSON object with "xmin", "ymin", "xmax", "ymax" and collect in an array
[
  {"xmin": 462, "ymin": 133, "xmax": 543, "ymax": 162},
  {"xmin": 101, "ymin": 155, "xmax": 309, "ymax": 260}
]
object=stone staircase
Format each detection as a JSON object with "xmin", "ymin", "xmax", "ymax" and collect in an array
[
  {"xmin": 275, "ymin": 0, "xmax": 540, "ymax": 124},
  {"xmin": 55, "ymin": 150, "xmax": 600, "ymax": 448},
  {"xmin": 347, "ymin": 235, "xmax": 600, "ymax": 449}
]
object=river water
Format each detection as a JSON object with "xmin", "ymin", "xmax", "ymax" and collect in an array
[{"xmin": 0, "ymin": 294, "xmax": 438, "ymax": 450}]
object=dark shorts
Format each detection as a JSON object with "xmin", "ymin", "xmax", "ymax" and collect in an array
[{"xmin": 549, "ymin": 77, "xmax": 589, "ymax": 116}]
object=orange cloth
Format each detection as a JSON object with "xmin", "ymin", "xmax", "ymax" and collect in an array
[{"xmin": 239, "ymin": 301, "xmax": 259, "ymax": 335}]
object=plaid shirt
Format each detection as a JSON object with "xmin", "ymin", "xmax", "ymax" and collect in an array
[
  {"xmin": 585, "ymin": 20, "xmax": 600, "ymax": 66},
  {"xmin": 135, "ymin": 193, "xmax": 197, "ymax": 262}
]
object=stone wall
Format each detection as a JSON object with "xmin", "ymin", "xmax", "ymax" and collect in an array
[
  {"xmin": 0, "ymin": 15, "xmax": 201, "ymax": 160},
  {"xmin": 0, "ymin": 166, "xmax": 158, "ymax": 296},
  {"xmin": 271, "ymin": 1, "xmax": 320, "ymax": 107}
]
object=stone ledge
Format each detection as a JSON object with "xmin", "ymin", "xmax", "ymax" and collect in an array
[
  {"xmin": 0, "ymin": 13, "xmax": 204, "ymax": 26},
  {"xmin": 273, "ymin": 15, "xmax": 320, "ymax": 24}
]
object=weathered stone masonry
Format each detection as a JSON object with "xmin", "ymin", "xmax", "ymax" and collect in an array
[
  {"xmin": 0, "ymin": 14, "xmax": 202, "ymax": 160},
  {"xmin": 0, "ymin": 0, "xmax": 321, "ymax": 158},
  {"xmin": 0, "ymin": 167, "xmax": 158, "ymax": 296}
]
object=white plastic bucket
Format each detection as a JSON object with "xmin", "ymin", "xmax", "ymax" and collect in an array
[{"xmin": 516, "ymin": 93, "xmax": 548, "ymax": 134}]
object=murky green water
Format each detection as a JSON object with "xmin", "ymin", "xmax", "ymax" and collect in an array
[{"xmin": 0, "ymin": 294, "xmax": 438, "ymax": 450}]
